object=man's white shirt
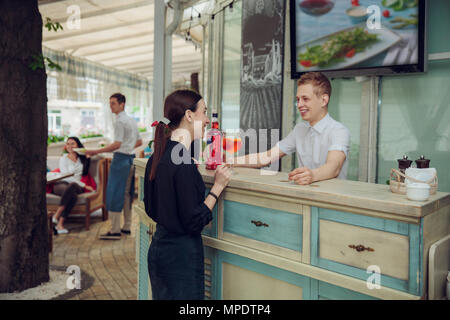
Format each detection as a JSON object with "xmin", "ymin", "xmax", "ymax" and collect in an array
[
  {"xmin": 114, "ymin": 111, "xmax": 141, "ymax": 155},
  {"xmin": 277, "ymin": 113, "xmax": 350, "ymax": 179}
]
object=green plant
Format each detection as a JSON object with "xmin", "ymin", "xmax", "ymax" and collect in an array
[
  {"xmin": 29, "ymin": 54, "xmax": 62, "ymax": 71},
  {"xmin": 148, "ymin": 140, "xmax": 154, "ymax": 150},
  {"xmin": 47, "ymin": 134, "xmax": 66, "ymax": 145},
  {"xmin": 44, "ymin": 17, "xmax": 63, "ymax": 32},
  {"xmin": 30, "ymin": 17, "xmax": 62, "ymax": 71},
  {"xmin": 138, "ymin": 127, "xmax": 147, "ymax": 133},
  {"xmin": 80, "ymin": 133, "xmax": 103, "ymax": 139}
]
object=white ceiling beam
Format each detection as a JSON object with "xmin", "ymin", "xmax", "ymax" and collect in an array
[
  {"xmin": 57, "ymin": 31, "xmax": 152, "ymax": 51},
  {"xmin": 50, "ymin": 1, "xmax": 154, "ymax": 23},
  {"xmin": 133, "ymin": 60, "xmax": 202, "ymax": 73},
  {"xmin": 124, "ymin": 59, "xmax": 202, "ymax": 72},
  {"xmin": 71, "ymin": 31, "xmax": 186, "ymax": 56},
  {"xmin": 85, "ymin": 40, "xmax": 190, "ymax": 61},
  {"xmin": 113, "ymin": 55, "xmax": 201, "ymax": 69},
  {"xmin": 43, "ymin": 18, "xmax": 152, "ymax": 42},
  {"xmin": 141, "ymin": 65, "xmax": 201, "ymax": 76},
  {"xmin": 85, "ymin": 42, "xmax": 155, "ymax": 59},
  {"xmin": 105, "ymin": 49, "xmax": 200, "ymax": 66},
  {"xmin": 138, "ymin": 67, "xmax": 202, "ymax": 77},
  {"xmin": 38, "ymin": 0, "xmax": 69, "ymax": 5}
]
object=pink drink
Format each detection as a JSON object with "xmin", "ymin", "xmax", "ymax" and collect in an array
[{"xmin": 205, "ymin": 113, "xmax": 222, "ymax": 170}]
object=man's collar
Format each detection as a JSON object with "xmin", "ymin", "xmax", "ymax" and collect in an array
[{"xmin": 308, "ymin": 113, "xmax": 331, "ymax": 134}]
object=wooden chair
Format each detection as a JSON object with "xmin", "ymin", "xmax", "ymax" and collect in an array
[{"xmin": 46, "ymin": 156, "xmax": 108, "ymax": 230}]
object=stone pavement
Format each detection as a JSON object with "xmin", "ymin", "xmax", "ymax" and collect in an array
[{"xmin": 49, "ymin": 210, "xmax": 139, "ymax": 300}]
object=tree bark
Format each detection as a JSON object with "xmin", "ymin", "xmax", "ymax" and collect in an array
[{"xmin": 0, "ymin": 0, "xmax": 49, "ymax": 292}]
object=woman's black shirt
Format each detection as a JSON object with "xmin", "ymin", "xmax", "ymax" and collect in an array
[{"xmin": 143, "ymin": 140, "xmax": 212, "ymax": 235}]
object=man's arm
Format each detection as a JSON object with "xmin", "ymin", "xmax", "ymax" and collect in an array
[
  {"xmin": 230, "ymin": 145, "xmax": 286, "ymax": 169},
  {"xmin": 288, "ymin": 150, "xmax": 346, "ymax": 185},
  {"xmin": 134, "ymin": 139, "xmax": 143, "ymax": 148},
  {"xmin": 85, "ymin": 141, "xmax": 121, "ymax": 156}
]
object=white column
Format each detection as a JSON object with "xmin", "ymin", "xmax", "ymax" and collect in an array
[
  {"xmin": 359, "ymin": 76, "xmax": 379, "ymax": 183},
  {"xmin": 153, "ymin": 0, "xmax": 167, "ymax": 123}
]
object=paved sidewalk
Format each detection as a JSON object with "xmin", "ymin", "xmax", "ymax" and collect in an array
[{"xmin": 49, "ymin": 210, "xmax": 139, "ymax": 300}]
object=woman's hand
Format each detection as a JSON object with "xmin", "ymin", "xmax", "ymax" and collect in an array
[
  {"xmin": 85, "ymin": 185, "xmax": 94, "ymax": 192},
  {"xmin": 214, "ymin": 165, "xmax": 232, "ymax": 189},
  {"xmin": 205, "ymin": 166, "xmax": 232, "ymax": 210}
]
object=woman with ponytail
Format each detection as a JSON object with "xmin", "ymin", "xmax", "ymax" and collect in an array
[{"xmin": 144, "ymin": 90, "xmax": 231, "ymax": 300}]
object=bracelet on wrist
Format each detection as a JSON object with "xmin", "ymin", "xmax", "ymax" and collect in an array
[{"xmin": 208, "ymin": 191, "xmax": 219, "ymax": 201}]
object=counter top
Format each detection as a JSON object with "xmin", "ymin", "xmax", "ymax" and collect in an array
[{"xmin": 133, "ymin": 158, "xmax": 450, "ymax": 219}]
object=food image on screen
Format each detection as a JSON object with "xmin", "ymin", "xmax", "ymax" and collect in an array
[
  {"xmin": 298, "ymin": 27, "xmax": 379, "ymax": 68},
  {"xmin": 290, "ymin": 0, "xmax": 426, "ymax": 77}
]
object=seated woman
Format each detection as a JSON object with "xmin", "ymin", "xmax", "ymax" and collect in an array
[{"xmin": 51, "ymin": 136, "xmax": 96, "ymax": 234}]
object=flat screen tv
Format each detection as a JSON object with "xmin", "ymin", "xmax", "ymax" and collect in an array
[{"xmin": 290, "ymin": 0, "xmax": 427, "ymax": 78}]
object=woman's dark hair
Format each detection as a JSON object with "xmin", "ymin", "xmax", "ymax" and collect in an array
[
  {"xmin": 149, "ymin": 89, "xmax": 202, "ymax": 181},
  {"xmin": 68, "ymin": 136, "xmax": 90, "ymax": 176}
]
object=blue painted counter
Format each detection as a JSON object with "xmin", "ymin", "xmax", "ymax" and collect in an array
[{"xmin": 134, "ymin": 160, "xmax": 450, "ymax": 300}]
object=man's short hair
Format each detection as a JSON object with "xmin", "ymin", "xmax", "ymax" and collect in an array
[
  {"xmin": 110, "ymin": 93, "xmax": 126, "ymax": 105},
  {"xmin": 297, "ymin": 72, "xmax": 332, "ymax": 100}
]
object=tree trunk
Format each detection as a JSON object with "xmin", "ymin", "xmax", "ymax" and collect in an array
[{"xmin": 0, "ymin": 0, "xmax": 49, "ymax": 292}]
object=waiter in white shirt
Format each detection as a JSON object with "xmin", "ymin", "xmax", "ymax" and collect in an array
[
  {"xmin": 232, "ymin": 72, "xmax": 350, "ymax": 185},
  {"xmin": 86, "ymin": 93, "xmax": 143, "ymax": 239}
]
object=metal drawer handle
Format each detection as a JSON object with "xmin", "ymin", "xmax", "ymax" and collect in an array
[
  {"xmin": 348, "ymin": 244, "xmax": 374, "ymax": 252},
  {"xmin": 251, "ymin": 220, "xmax": 269, "ymax": 228}
]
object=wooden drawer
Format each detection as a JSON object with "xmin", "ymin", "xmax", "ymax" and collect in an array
[
  {"xmin": 313, "ymin": 280, "xmax": 378, "ymax": 300},
  {"xmin": 217, "ymin": 251, "xmax": 311, "ymax": 300},
  {"xmin": 218, "ymin": 189, "xmax": 306, "ymax": 262},
  {"xmin": 311, "ymin": 207, "xmax": 422, "ymax": 295}
]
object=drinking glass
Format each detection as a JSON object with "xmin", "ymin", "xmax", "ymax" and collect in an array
[{"xmin": 222, "ymin": 133, "xmax": 242, "ymax": 175}]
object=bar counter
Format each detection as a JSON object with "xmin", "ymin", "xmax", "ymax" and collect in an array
[{"xmin": 133, "ymin": 158, "xmax": 450, "ymax": 300}]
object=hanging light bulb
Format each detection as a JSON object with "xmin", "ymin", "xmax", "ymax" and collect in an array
[{"xmin": 229, "ymin": 2, "xmax": 233, "ymax": 12}]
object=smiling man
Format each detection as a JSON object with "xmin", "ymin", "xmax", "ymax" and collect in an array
[{"xmin": 232, "ymin": 72, "xmax": 350, "ymax": 185}]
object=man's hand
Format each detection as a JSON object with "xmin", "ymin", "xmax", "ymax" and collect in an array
[
  {"xmin": 288, "ymin": 167, "xmax": 314, "ymax": 185},
  {"xmin": 85, "ymin": 149, "xmax": 98, "ymax": 157}
]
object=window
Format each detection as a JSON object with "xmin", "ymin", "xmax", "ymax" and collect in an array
[
  {"xmin": 377, "ymin": 60, "xmax": 450, "ymax": 192},
  {"xmin": 221, "ymin": 1, "xmax": 242, "ymax": 131},
  {"xmin": 80, "ymin": 109, "xmax": 96, "ymax": 128},
  {"xmin": 48, "ymin": 110, "xmax": 62, "ymax": 135}
]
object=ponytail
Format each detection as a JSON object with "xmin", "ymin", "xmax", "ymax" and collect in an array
[
  {"xmin": 148, "ymin": 89, "xmax": 202, "ymax": 181},
  {"xmin": 149, "ymin": 122, "xmax": 170, "ymax": 181}
]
